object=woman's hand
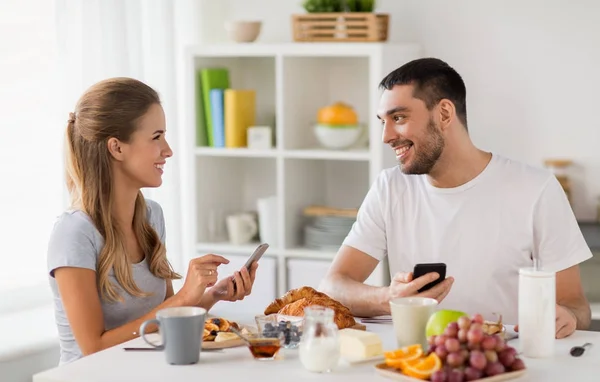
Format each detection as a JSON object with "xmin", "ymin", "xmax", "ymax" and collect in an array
[
  {"xmin": 209, "ymin": 261, "xmax": 259, "ymax": 303},
  {"xmin": 175, "ymin": 254, "xmax": 229, "ymax": 306}
]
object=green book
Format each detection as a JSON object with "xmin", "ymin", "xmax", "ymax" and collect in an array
[
  {"xmin": 200, "ymin": 68, "xmax": 230, "ymax": 147},
  {"xmin": 195, "ymin": 70, "xmax": 207, "ymax": 147}
]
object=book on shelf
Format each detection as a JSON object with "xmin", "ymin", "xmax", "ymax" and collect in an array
[
  {"xmin": 224, "ymin": 89, "xmax": 256, "ymax": 148},
  {"xmin": 209, "ymin": 89, "xmax": 225, "ymax": 148},
  {"xmin": 199, "ymin": 68, "xmax": 230, "ymax": 147},
  {"xmin": 195, "ymin": 67, "xmax": 258, "ymax": 149}
]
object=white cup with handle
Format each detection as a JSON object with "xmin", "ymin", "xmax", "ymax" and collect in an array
[{"xmin": 226, "ymin": 213, "xmax": 258, "ymax": 244}]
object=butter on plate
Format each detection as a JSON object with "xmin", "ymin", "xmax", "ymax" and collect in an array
[{"xmin": 339, "ymin": 328, "xmax": 384, "ymax": 364}]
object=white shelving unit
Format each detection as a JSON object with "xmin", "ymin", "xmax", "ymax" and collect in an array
[{"xmin": 180, "ymin": 43, "xmax": 421, "ymax": 315}]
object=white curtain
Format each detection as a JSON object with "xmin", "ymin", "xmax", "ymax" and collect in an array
[{"xmin": 54, "ymin": 0, "xmax": 206, "ymax": 277}]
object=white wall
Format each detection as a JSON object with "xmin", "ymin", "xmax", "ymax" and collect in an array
[{"xmin": 218, "ymin": 0, "xmax": 600, "ymax": 221}]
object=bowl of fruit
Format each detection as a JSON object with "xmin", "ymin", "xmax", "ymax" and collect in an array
[
  {"xmin": 255, "ymin": 313, "xmax": 303, "ymax": 349},
  {"xmin": 376, "ymin": 313, "xmax": 526, "ymax": 381}
]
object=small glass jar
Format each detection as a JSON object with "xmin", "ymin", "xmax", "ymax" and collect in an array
[{"xmin": 298, "ymin": 305, "xmax": 340, "ymax": 373}]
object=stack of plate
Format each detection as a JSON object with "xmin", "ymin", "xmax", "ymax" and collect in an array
[{"xmin": 303, "ymin": 216, "xmax": 356, "ymax": 251}]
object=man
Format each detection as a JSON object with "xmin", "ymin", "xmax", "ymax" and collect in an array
[{"xmin": 319, "ymin": 58, "xmax": 592, "ymax": 338}]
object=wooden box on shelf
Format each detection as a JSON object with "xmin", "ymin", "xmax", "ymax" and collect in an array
[{"xmin": 291, "ymin": 13, "xmax": 389, "ymax": 42}]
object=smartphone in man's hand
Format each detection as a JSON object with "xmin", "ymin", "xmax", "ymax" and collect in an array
[{"xmin": 413, "ymin": 263, "xmax": 447, "ymax": 293}]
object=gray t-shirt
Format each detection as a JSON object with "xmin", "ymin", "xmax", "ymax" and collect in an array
[{"xmin": 47, "ymin": 199, "xmax": 167, "ymax": 365}]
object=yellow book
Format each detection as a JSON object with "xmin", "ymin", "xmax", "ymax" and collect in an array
[{"xmin": 224, "ymin": 89, "xmax": 256, "ymax": 148}]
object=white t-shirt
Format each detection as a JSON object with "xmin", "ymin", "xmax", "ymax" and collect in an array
[{"xmin": 343, "ymin": 153, "xmax": 592, "ymax": 324}]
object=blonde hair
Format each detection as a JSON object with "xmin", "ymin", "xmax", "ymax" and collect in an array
[{"xmin": 65, "ymin": 77, "xmax": 181, "ymax": 302}]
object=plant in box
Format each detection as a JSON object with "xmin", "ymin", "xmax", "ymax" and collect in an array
[
  {"xmin": 293, "ymin": 0, "xmax": 388, "ymax": 42},
  {"xmin": 302, "ymin": 0, "xmax": 376, "ymax": 13}
]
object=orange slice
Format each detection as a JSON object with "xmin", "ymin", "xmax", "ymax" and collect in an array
[
  {"xmin": 384, "ymin": 344, "xmax": 423, "ymax": 369},
  {"xmin": 401, "ymin": 353, "xmax": 442, "ymax": 380}
]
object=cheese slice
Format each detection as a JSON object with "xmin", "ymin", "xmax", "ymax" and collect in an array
[
  {"xmin": 339, "ymin": 328, "xmax": 383, "ymax": 360},
  {"xmin": 214, "ymin": 332, "xmax": 239, "ymax": 342}
]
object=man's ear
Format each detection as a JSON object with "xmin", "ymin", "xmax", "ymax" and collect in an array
[
  {"xmin": 438, "ymin": 99, "xmax": 455, "ymax": 131},
  {"xmin": 107, "ymin": 137, "xmax": 125, "ymax": 161}
]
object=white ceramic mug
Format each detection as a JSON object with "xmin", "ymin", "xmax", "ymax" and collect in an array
[
  {"xmin": 390, "ymin": 297, "xmax": 438, "ymax": 349},
  {"xmin": 226, "ymin": 213, "xmax": 258, "ymax": 244}
]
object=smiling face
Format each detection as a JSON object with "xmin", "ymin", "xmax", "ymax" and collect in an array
[
  {"xmin": 116, "ymin": 103, "xmax": 173, "ymax": 188},
  {"xmin": 377, "ymin": 84, "xmax": 445, "ymax": 175}
]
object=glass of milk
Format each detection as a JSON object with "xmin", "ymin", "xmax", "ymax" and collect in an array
[{"xmin": 299, "ymin": 306, "xmax": 340, "ymax": 373}]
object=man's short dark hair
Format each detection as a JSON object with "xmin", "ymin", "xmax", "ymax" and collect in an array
[{"xmin": 379, "ymin": 58, "xmax": 468, "ymax": 130}]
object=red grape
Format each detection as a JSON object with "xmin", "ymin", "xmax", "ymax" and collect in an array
[
  {"xmin": 448, "ymin": 369, "xmax": 465, "ymax": 382},
  {"xmin": 467, "ymin": 327, "xmax": 484, "ymax": 344},
  {"xmin": 458, "ymin": 316, "xmax": 471, "ymax": 330},
  {"xmin": 485, "ymin": 361, "xmax": 506, "ymax": 376},
  {"xmin": 469, "ymin": 350, "xmax": 487, "ymax": 370},
  {"xmin": 431, "ymin": 370, "xmax": 448, "ymax": 382},
  {"xmin": 498, "ymin": 349, "xmax": 516, "ymax": 368},
  {"xmin": 446, "ymin": 338, "xmax": 461, "ymax": 353},
  {"xmin": 472, "ymin": 313, "xmax": 484, "ymax": 325},
  {"xmin": 464, "ymin": 367, "xmax": 483, "ymax": 381},
  {"xmin": 503, "ymin": 346, "xmax": 517, "ymax": 357},
  {"xmin": 484, "ymin": 349, "xmax": 498, "ymax": 363},
  {"xmin": 494, "ymin": 335, "xmax": 506, "ymax": 352},
  {"xmin": 447, "ymin": 352, "xmax": 464, "ymax": 367},
  {"xmin": 469, "ymin": 323, "xmax": 482, "ymax": 332},
  {"xmin": 429, "ymin": 344, "xmax": 437, "ymax": 354},
  {"xmin": 436, "ymin": 344, "xmax": 449, "ymax": 360},
  {"xmin": 429, "ymin": 335, "xmax": 437, "ymax": 346},
  {"xmin": 445, "ymin": 323, "xmax": 459, "ymax": 338},
  {"xmin": 467, "ymin": 342, "xmax": 481, "ymax": 351},
  {"xmin": 435, "ymin": 335, "xmax": 448, "ymax": 347},
  {"xmin": 458, "ymin": 329, "xmax": 468, "ymax": 343},
  {"xmin": 481, "ymin": 335, "xmax": 497, "ymax": 350},
  {"xmin": 510, "ymin": 358, "xmax": 526, "ymax": 371}
]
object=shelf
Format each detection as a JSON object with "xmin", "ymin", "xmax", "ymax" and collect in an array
[
  {"xmin": 194, "ymin": 147, "xmax": 370, "ymax": 161},
  {"xmin": 186, "ymin": 43, "xmax": 421, "ymax": 58},
  {"xmin": 283, "ymin": 148, "xmax": 370, "ymax": 161},
  {"xmin": 183, "ymin": 42, "xmax": 423, "ymax": 294},
  {"xmin": 195, "ymin": 147, "xmax": 278, "ymax": 158},
  {"xmin": 284, "ymin": 247, "xmax": 338, "ymax": 260},
  {"xmin": 196, "ymin": 242, "xmax": 280, "ymax": 256}
]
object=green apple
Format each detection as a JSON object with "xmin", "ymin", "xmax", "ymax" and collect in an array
[{"xmin": 425, "ymin": 309, "xmax": 468, "ymax": 338}]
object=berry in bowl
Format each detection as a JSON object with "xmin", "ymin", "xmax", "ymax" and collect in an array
[{"xmin": 255, "ymin": 314, "xmax": 304, "ymax": 349}]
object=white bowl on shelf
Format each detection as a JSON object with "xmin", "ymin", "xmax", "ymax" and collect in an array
[
  {"xmin": 314, "ymin": 123, "xmax": 362, "ymax": 150},
  {"xmin": 224, "ymin": 21, "xmax": 262, "ymax": 43}
]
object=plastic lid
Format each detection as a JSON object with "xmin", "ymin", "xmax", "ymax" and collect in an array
[{"xmin": 519, "ymin": 267, "xmax": 555, "ymax": 277}]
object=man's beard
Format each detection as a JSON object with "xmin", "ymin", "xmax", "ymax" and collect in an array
[{"xmin": 398, "ymin": 118, "xmax": 445, "ymax": 175}]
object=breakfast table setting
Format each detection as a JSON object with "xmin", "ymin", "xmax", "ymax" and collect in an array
[{"xmin": 33, "ymin": 286, "xmax": 600, "ymax": 382}]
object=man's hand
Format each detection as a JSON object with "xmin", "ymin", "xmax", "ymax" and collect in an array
[
  {"xmin": 514, "ymin": 304, "xmax": 578, "ymax": 339},
  {"xmin": 388, "ymin": 271, "xmax": 454, "ymax": 303},
  {"xmin": 555, "ymin": 304, "xmax": 577, "ymax": 339}
]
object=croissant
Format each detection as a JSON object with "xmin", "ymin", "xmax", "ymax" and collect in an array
[
  {"xmin": 264, "ymin": 286, "xmax": 356, "ymax": 329},
  {"xmin": 264, "ymin": 286, "xmax": 331, "ymax": 315},
  {"xmin": 278, "ymin": 297, "xmax": 356, "ymax": 329}
]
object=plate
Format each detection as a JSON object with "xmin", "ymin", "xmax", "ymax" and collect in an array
[
  {"xmin": 374, "ymin": 363, "xmax": 527, "ymax": 381},
  {"xmin": 352, "ymin": 322, "xmax": 367, "ymax": 331},
  {"xmin": 202, "ymin": 337, "xmax": 246, "ymax": 349},
  {"xmin": 201, "ymin": 324, "xmax": 256, "ymax": 350},
  {"xmin": 342, "ymin": 353, "xmax": 385, "ymax": 365}
]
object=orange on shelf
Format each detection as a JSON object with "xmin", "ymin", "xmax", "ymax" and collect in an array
[{"xmin": 316, "ymin": 102, "xmax": 358, "ymax": 125}]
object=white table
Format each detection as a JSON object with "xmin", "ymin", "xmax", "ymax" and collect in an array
[{"xmin": 33, "ymin": 322, "xmax": 600, "ymax": 382}]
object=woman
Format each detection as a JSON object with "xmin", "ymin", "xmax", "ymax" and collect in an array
[{"xmin": 47, "ymin": 77, "xmax": 258, "ymax": 365}]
